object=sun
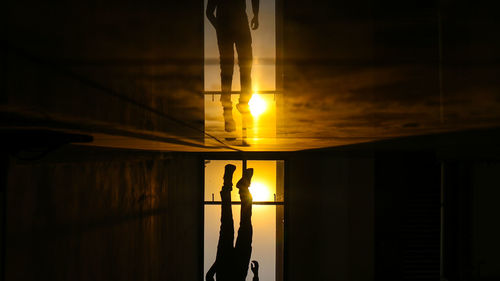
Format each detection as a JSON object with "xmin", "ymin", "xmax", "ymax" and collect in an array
[
  {"xmin": 249, "ymin": 181, "xmax": 271, "ymax": 201},
  {"xmin": 248, "ymin": 93, "xmax": 267, "ymax": 117}
]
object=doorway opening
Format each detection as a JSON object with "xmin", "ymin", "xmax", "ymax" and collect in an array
[
  {"xmin": 203, "ymin": 0, "xmax": 281, "ymax": 148},
  {"xmin": 204, "ymin": 160, "xmax": 284, "ymax": 281}
]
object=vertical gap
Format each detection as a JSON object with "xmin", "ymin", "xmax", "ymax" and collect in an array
[
  {"xmin": 276, "ymin": 160, "xmax": 284, "ymax": 281},
  {"xmin": 204, "ymin": 0, "xmax": 276, "ymax": 92},
  {"xmin": 275, "ymin": 0, "xmax": 284, "ymax": 143},
  {"xmin": 440, "ymin": 161, "xmax": 445, "ymax": 280},
  {"xmin": 438, "ymin": 3, "xmax": 444, "ymax": 124},
  {"xmin": 283, "ymin": 159, "xmax": 289, "ymax": 281},
  {"xmin": 201, "ymin": 158, "xmax": 207, "ymax": 280},
  {"xmin": 1, "ymin": 45, "xmax": 8, "ymax": 104},
  {"xmin": 0, "ymin": 155, "xmax": 8, "ymax": 281},
  {"xmin": 204, "ymin": 160, "xmax": 282, "ymax": 281},
  {"xmin": 204, "ymin": 0, "xmax": 277, "ymax": 145},
  {"xmin": 275, "ymin": 0, "xmax": 283, "ymax": 93}
]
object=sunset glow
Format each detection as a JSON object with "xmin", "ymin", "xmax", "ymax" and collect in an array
[
  {"xmin": 204, "ymin": 160, "xmax": 281, "ymax": 281},
  {"xmin": 249, "ymin": 181, "xmax": 271, "ymax": 201},
  {"xmin": 249, "ymin": 93, "xmax": 267, "ymax": 117}
]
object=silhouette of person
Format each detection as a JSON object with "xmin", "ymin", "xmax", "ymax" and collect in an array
[
  {"xmin": 206, "ymin": 164, "xmax": 259, "ymax": 281},
  {"xmin": 206, "ymin": 0, "xmax": 260, "ymax": 132}
]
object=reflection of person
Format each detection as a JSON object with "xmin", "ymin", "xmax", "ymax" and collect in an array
[
  {"xmin": 206, "ymin": 0, "xmax": 260, "ymax": 132},
  {"xmin": 206, "ymin": 164, "xmax": 260, "ymax": 281}
]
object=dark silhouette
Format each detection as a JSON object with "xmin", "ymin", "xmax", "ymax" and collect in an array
[
  {"xmin": 206, "ymin": 164, "xmax": 259, "ymax": 281},
  {"xmin": 206, "ymin": 0, "xmax": 260, "ymax": 132}
]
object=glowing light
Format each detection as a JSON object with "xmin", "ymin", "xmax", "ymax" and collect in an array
[
  {"xmin": 248, "ymin": 93, "xmax": 267, "ymax": 117},
  {"xmin": 249, "ymin": 181, "xmax": 271, "ymax": 201},
  {"xmin": 252, "ymin": 83, "xmax": 260, "ymax": 93}
]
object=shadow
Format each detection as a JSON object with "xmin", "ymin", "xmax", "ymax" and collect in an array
[
  {"xmin": 1, "ymin": 129, "xmax": 93, "ymax": 160},
  {"xmin": 206, "ymin": 165, "xmax": 260, "ymax": 281}
]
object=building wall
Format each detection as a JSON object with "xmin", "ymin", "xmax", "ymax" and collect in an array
[
  {"xmin": 286, "ymin": 153, "xmax": 375, "ymax": 281},
  {"xmin": 443, "ymin": 159, "xmax": 500, "ymax": 280},
  {"xmin": 5, "ymin": 147, "xmax": 202, "ymax": 281},
  {"xmin": 374, "ymin": 151, "xmax": 441, "ymax": 280},
  {"xmin": 471, "ymin": 162, "xmax": 500, "ymax": 280},
  {"xmin": 282, "ymin": 0, "xmax": 500, "ymax": 145}
]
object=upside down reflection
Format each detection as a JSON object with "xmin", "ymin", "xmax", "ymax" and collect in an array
[{"xmin": 206, "ymin": 165, "xmax": 260, "ymax": 281}]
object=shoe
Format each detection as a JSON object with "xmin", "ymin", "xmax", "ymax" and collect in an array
[
  {"xmin": 225, "ymin": 164, "xmax": 236, "ymax": 175},
  {"xmin": 223, "ymin": 164, "xmax": 236, "ymax": 186},
  {"xmin": 236, "ymin": 103, "xmax": 250, "ymax": 114},
  {"xmin": 236, "ymin": 168, "xmax": 253, "ymax": 189}
]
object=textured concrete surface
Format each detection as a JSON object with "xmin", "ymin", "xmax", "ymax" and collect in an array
[
  {"xmin": 3, "ymin": 0, "xmax": 205, "ymax": 149},
  {"xmin": 286, "ymin": 154, "xmax": 375, "ymax": 281},
  {"xmin": 4, "ymin": 0, "xmax": 500, "ymax": 152},
  {"xmin": 282, "ymin": 0, "xmax": 500, "ymax": 143}
]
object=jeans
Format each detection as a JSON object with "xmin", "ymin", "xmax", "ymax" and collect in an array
[
  {"xmin": 215, "ymin": 184, "xmax": 253, "ymax": 281},
  {"xmin": 216, "ymin": 16, "xmax": 253, "ymax": 108}
]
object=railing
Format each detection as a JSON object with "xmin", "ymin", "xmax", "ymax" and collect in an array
[{"xmin": 204, "ymin": 201, "xmax": 284, "ymax": 205}]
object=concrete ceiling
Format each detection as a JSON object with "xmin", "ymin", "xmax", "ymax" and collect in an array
[{"xmin": 4, "ymin": 0, "xmax": 500, "ymax": 152}]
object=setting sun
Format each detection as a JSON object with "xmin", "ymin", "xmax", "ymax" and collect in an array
[
  {"xmin": 249, "ymin": 93, "xmax": 267, "ymax": 117},
  {"xmin": 249, "ymin": 181, "xmax": 271, "ymax": 201}
]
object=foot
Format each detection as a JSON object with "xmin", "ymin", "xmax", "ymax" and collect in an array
[
  {"xmin": 225, "ymin": 119, "xmax": 236, "ymax": 132},
  {"xmin": 236, "ymin": 168, "xmax": 253, "ymax": 189},
  {"xmin": 236, "ymin": 102, "xmax": 250, "ymax": 114},
  {"xmin": 223, "ymin": 164, "xmax": 236, "ymax": 186}
]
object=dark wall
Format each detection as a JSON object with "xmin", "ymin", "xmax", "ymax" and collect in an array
[
  {"xmin": 5, "ymin": 147, "xmax": 202, "ymax": 281},
  {"xmin": 287, "ymin": 129, "xmax": 500, "ymax": 281},
  {"xmin": 286, "ymin": 153, "xmax": 375, "ymax": 281},
  {"xmin": 443, "ymin": 160, "xmax": 500, "ymax": 280},
  {"xmin": 282, "ymin": 0, "xmax": 500, "ymax": 143},
  {"xmin": 471, "ymin": 162, "xmax": 500, "ymax": 279},
  {"xmin": 374, "ymin": 152, "xmax": 441, "ymax": 280}
]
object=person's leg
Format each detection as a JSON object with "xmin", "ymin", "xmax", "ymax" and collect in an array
[
  {"xmin": 234, "ymin": 168, "xmax": 254, "ymax": 279},
  {"xmin": 234, "ymin": 20, "xmax": 253, "ymax": 111},
  {"xmin": 215, "ymin": 164, "xmax": 236, "ymax": 277},
  {"xmin": 217, "ymin": 29, "xmax": 236, "ymax": 132}
]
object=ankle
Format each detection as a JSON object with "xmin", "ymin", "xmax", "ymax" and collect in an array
[{"xmin": 236, "ymin": 168, "xmax": 253, "ymax": 189}]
